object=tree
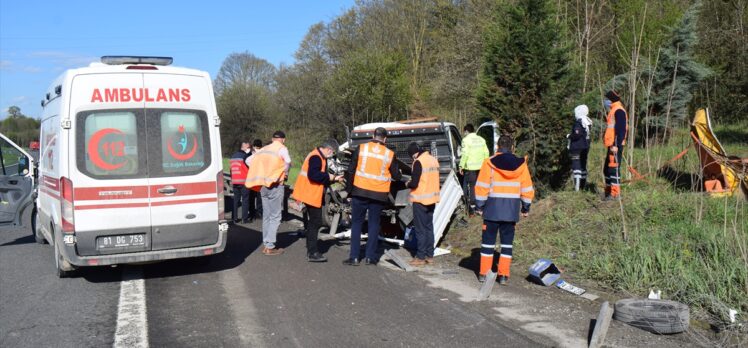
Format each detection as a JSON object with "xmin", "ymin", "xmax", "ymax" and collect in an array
[
  {"xmin": 1, "ymin": 107, "xmax": 40, "ymax": 146},
  {"xmin": 476, "ymin": 0, "xmax": 580, "ymax": 191},
  {"xmin": 214, "ymin": 52, "xmax": 277, "ymax": 154},
  {"xmin": 646, "ymin": 1, "xmax": 711, "ymax": 140},
  {"xmin": 214, "ymin": 52, "xmax": 277, "ymax": 95},
  {"xmin": 326, "ymin": 49, "xmax": 411, "ymax": 124}
]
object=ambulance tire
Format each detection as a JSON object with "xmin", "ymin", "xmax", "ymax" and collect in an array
[
  {"xmin": 33, "ymin": 207, "xmax": 46, "ymax": 244},
  {"xmin": 613, "ymin": 299, "xmax": 689, "ymax": 334},
  {"xmin": 53, "ymin": 228, "xmax": 75, "ymax": 278}
]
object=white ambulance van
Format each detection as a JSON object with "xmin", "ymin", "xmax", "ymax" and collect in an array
[{"xmin": 36, "ymin": 56, "xmax": 228, "ymax": 277}]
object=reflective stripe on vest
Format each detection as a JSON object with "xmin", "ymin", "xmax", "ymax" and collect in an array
[
  {"xmin": 604, "ymin": 101, "xmax": 628, "ymax": 146},
  {"xmin": 244, "ymin": 141, "xmax": 286, "ymax": 189},
  {"xmin": 291, "ymin": 149, "xmax": 327, "ymax": 208},
  {"xmin": 409, "ymin": 152, "xmax": 440, "ymax": 205},
  {"xmin": 353, "ymin": 142, "xmax": 393, "ymax": 193}
]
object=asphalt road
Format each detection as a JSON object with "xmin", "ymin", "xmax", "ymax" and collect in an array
[{"xmin": 0, "ymin": 209, "xmax": 545, "ymax": 347}]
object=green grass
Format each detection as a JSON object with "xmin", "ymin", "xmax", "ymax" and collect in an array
[{"xmin": 445, "ymin": 123, "xmax": 748, "ymax": 327}]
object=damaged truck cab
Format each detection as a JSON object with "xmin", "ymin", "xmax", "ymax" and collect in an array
[{"xmin": 320, "ymin": 120, "xmax": 499, "ymax": 245}]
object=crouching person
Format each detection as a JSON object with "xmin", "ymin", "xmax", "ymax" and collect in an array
[
  {"xmin": 291, "ymin": 140, "xmax": 343, "ymax": 262},
  {"xmin": 475, "ymin": 135, "xmax": 534, "ymax": 285},
  {"xmin": 405, "ymin": 142, "xmax": 440, "ymax": 267}
]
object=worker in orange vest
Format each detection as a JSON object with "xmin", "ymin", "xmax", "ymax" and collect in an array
[
  {"xmin": 245, "ymin": 131, "xmax": 292, "ymax": 256},
  {"xmin": 292, "ymin": 140, "xmax": 344, "ymax": 262},
  {"xmin": 405, "ymin": 142, "xmax": 440, "ymax": 267},
  {"xmin": 603, "ymin": 91, "xmax": 628, "ymax": 200},
  {"xmin": 343, "ymin": 127, "xmax": 402, "ymax": 266},
  {"xmin": 230, "ymin": 140, "xmax": 252, "ymax": 223},
  {"xmin": 250, "ymin": 139, "xmax": 264, "ymax": 218},
  {"xmin": 475, "ymin": 135, "xmax": 534, "ymax": 285}
]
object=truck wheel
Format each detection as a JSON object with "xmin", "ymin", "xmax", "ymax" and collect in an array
[
  {"xmin": 613, "ymin": 298, "xmax": 689, "ymax": 334},
  {"xmin": 53, "ymin": 229, "xmax": 75, "ymax": 278},
  {"xmin": 33, "ymin": 208, "xmax": 46, "ymax": 244},
  {"xmin": 321, "ymin": 193, "xmax": 333, "ymax": 227}
]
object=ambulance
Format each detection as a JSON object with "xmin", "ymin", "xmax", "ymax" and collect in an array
[{"xmin": 36, "ymin": 56, "xmax": 228, "ymax": 277}]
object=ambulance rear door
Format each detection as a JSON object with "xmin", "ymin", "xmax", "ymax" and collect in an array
[
  {"xmin": 143, "ymin": 73, "xmax": 219, "ymax": 251},
  {"xmin": 70, "ymin": 73, "xmax": 151, "ymax": 256}
]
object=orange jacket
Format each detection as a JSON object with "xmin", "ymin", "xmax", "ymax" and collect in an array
[
  {"xmin": 475, "ymin": 152, "xmax": 534, "ymax": 222},
  {"xmin": 353, "ymin": 141, "xmax": 394, "ymax": 193},
  {"xmin": 292, "ymin": 149, "xmax": 328, "ymax": 208},
  {"xmin": 604, "ymin": 101, "xmax": 628, "ymax": 147},
  {"xmin": 409, "ymin": 152, "xmax": 440, "ymax": 205},
  {"xmin": 245, "ymin": 141, "xmax": 287, "ymax": 190}
]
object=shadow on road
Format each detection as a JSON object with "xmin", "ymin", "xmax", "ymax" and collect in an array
[
  {"xmin": 0, "ymin": 234, "xmax": 35, "ymax": 246},
  {"xmin": 458, "ymin": 248, "xmax": 502, "ymax": 278},
  {"xmin": 141, "ymin": 223, "xmax": 303, "ymax": 280}
]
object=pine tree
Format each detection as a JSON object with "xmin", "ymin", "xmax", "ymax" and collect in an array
[
  {"xmin": 475, "ymin": 0, "xmax": 580, "ymax": 191},
  {"xmin": 648, "ymin": 1, "xmax": 711, "ymax": 131}
]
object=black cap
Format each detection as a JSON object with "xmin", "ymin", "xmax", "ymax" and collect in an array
[
  {"xmin": 374, "ymin": 127, "xmax": 388, "ymax": 138},
  {"xmin": 605, "ymin": 90, "xmax": 621, "ymax": 102},
  {"xmin": 407, "ymin": 142, "xmax": 421, "ymax": 157},
  {"xmin": 272, "ymin": 130, "xmax": 286, "ymax": 139}
]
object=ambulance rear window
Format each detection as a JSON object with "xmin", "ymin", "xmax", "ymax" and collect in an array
[
  {"xmin": 77, "ymin": 110, "xmax": 146, "ymax": 179},
  {"xmin": 148, "ymin": 109, "xmax": 211, "ymax": 177}
]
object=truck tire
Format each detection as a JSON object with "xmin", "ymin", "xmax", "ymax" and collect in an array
[{"xmin": 613, "ymin": 299, "xmax": 689, "ymax": 334}]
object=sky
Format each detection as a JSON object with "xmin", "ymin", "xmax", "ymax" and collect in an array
[{"xmin": 0, "ymin": 0, "xmax": 354, "ymax": 119}]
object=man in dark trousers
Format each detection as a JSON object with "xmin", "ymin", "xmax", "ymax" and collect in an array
[
  {"xmin": 343, "ymin": 127, "xmax": 402, "ymax": 265},
  {"xmin": 229, "ymin": 141, "xmax": 251, "ymax": 223},
  {"xmin": 475, "ymin": 135, "xmax": 534, "ymax": 285},
  {"xmin": 405, "ymin": 142, "xmax": 440, "ymax": 267},
  {"xmin": 602, "ymin": 91, "xmax": 628, "ymax": 200},
  {"xmin": 291, "ymin": 140, "xmax": 343, "ymax": 262},
  {"xmin": 249, "ymin": 139, "xmax": 264, "ymax": 218}
]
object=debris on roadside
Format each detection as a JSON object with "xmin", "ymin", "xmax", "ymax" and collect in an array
[
  {"xmin": 556, "ymin": 280, "xmax": 586, "ymax": 296},
  {"xmin": 528, "ymin": 258, "xmax": 561, "ymax": 286},
  {"xmin": 613, "ymin": 298, "xmax": 690, "ymax": 334},
  {"xmin": 588, "ymin": 301, "xmax": 614, "ymax": 348}
]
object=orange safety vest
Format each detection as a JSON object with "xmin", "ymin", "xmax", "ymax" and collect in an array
[
  {"xmin": 229, "ymin": 155, "xmax": 248, "ymax": 185},
  {"xmin": 604, "ymin": 101, "xmax": 628, "ymax": 147},
  {"xmin": 353, "ymin": 141, "xmax": 394, "ymax": 193},
  {"xmin": 475, "ymin": 152, "xmax": 535, "ymax": 208},
  {"xmin": 291, "ymin": 149, "xmax": 328, "ymax": 208},
  {"xmin": 409, "ymin": 152, "xmax": 440, "ymax": 205},
  {"xmin": 244, "ymin": 141, "xmax": 287, "ymax": 190}
]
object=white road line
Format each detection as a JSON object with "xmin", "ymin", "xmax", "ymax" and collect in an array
[{"xmin": 113, "ymin": 267, "xmax": 148, "ymax": 348}]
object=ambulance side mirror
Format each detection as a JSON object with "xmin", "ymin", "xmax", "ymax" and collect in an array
[{"xmin": 17, "ymin": 156, "xmax": 29, "ymax": 176}]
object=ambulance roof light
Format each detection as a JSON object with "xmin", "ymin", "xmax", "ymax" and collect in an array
[{"xmin": 101, "ymin": 56, "xmax": 173, "ymax": 66}]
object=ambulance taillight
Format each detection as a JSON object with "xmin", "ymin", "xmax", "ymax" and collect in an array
[
  {"xmin": 60, "ymin": 177, "xmax": 75, "ymax": 233},
  {"xmin": 217, "ymin": 171, "xmax": 225, "ymax": 220}
]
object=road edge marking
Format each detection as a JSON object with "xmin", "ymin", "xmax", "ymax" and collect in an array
[{"xmin": 113, "ymin": 266, "xmax": 148, "ymax": 348}]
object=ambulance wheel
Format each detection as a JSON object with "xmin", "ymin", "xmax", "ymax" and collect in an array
[
  {"xmin": 53, "ymin": 230, "xmax": 75, "ymax": 278},
  {"xmin": 33, "ymin": 207, "xmax": 46, "ymax": 244}
]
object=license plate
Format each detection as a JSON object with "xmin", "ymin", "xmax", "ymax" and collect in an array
[{"xmin": 97, "ymin": 234, "xmax": 146, "ymax": 249}]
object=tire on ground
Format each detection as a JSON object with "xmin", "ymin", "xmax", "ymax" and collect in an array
[{"xmin": 613, "ymin": 298, "xmax": 689, "ymax": 334}]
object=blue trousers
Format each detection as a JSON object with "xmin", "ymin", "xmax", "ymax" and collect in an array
[
  {"xmin": 232, "ymin": 185, "xmax": 250, "ymax": 221},
  {"xmin": 413, "ymin": 202, "xmax": 435, "ymax": 259},
  {"xmin": 350, "ymin": 196, "xmax": 383, "ymax": 260}
]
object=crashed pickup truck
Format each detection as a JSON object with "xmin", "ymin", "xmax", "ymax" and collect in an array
[{"xmin": 316, "ymin": 119, "xmax": 499, "ymax": 247}]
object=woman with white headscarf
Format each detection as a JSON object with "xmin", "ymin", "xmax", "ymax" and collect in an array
[{"xmin": 568, "ymin": 104, "xmax": 592, "ymax": 191}]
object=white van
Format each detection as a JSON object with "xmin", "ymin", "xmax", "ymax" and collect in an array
[{"xmin": 36, "ymin": 56, "xmax": 228, "ymax": 277}]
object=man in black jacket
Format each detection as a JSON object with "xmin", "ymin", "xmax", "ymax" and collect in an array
[{"xmin": 568, "ymin": 104, "xmax": 592, "ymax": 191}]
